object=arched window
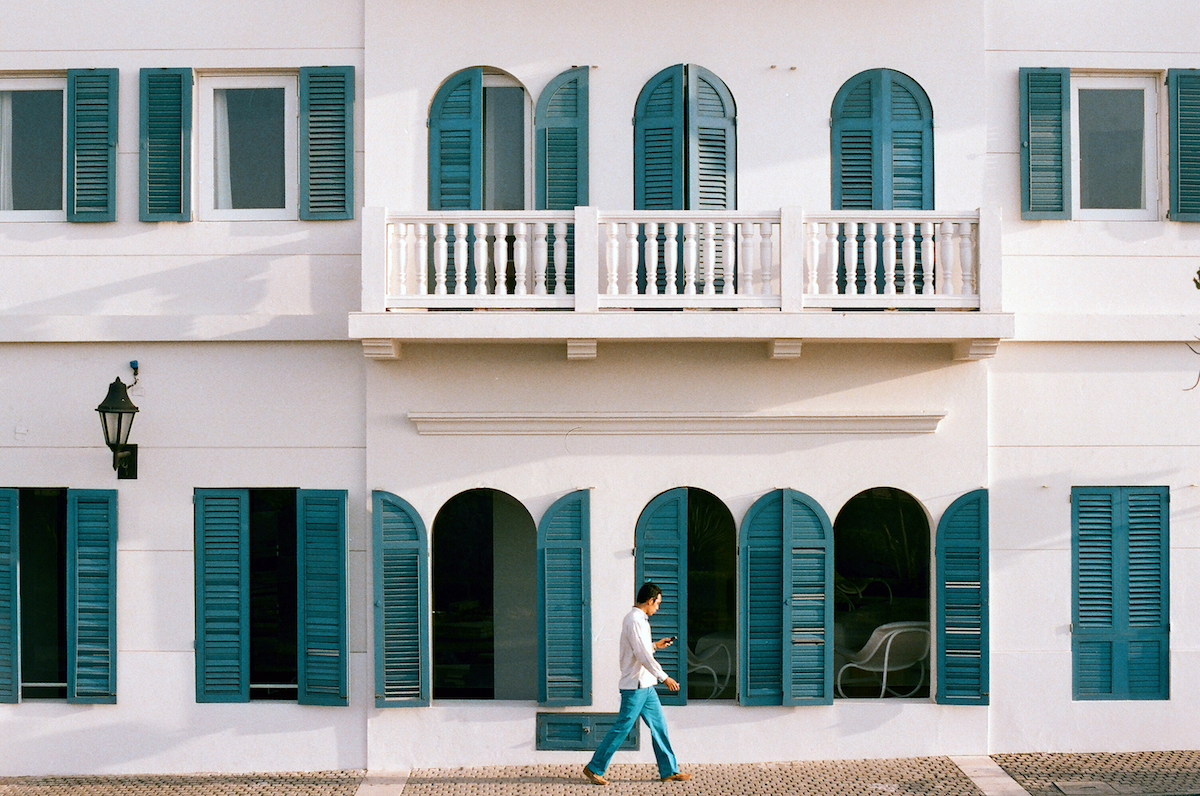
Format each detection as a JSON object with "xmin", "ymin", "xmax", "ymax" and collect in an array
[
  {"xmin": 831, "ymin": 69, "xmax": 933, "ymax": 210},
  {"xmin": 634, "ymin": 65, "xmax": 736, "ymax": 210}
]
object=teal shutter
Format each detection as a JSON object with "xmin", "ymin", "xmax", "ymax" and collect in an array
[
  {"xmin": 67, "ymin": 69, "xmax": 118, "ymax": 222},
  {"xmin": 429, "ymin": 68, "xmax": 482, "ymax": 210},
  {"xmin": 688, "ymin": 66, "xmax": 736, "ymax": 210},
  {"xmin": 0, "ymin": 489, "xmax": 18, "ymax": 703},
  {"xmin": 66, "ymin": 490, "xmax": 118, "ymax": 704},
  {"xmin": 537, "ymin": 489, "xmax": 591, "ymax": 706},
  {"xmin": 297, "ymin": 490, "xmax": 348, "ymax": 706},
  {"xmin": 781, "ymin": 489, "xmax": 833, "ymax": 706},
  {"xmin": 535, "ymin": 712, "xmax": 639, "ymax": 751},
  {"xmin": 1072, "ymin": 486, "xmax": 1169, "ymax": 700},
  {"xmin": 300, "ymin": 66, "xmax": 355, "ymax": 220},
  {"xmin": 832, "ymin": 69, "xmax": 932, "ymax": 210},
  {"xmin": 739, "ymin": 490, "xmax": 783, "ymax": 705},
  {"xmin": 194, "ymin": 489, "xmax": 249, "ymax": 703},
  {"xmin": 139, "ymin": 68, "xmax": 191, "ymax": 221},
  {"xmin": 373, "ymin": 491, "xmax": 429, "ymax": 707},
  {"xmin": 1020, "ymin": 67, "xmax": 1071, "ymax": 220},
  {"xmin": 634, "ymin": 487, "xmax": 687, "ymax": 704},
  {"xmin": 535, "ymin": 67, "xmax": 588, "ymax": 210},
  {"xmin": 1169, "ymin": 69, "xmax": 1200, "ymax": 221},
  {"xmin": 634, "ymin": 65, "xmax": 685, "ymax": 210},
  {"xmin": 935, "ymin": 489, "xmax": 989, "ymax": 705}
]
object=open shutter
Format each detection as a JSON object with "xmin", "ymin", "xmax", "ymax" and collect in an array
[
  {"xmin": 66, "ymin": 490, "xmax": 117, "ymax": 704},
  {"xmin": 194, "ymin": 489, "xmax": 249, "ymax": 703},
  {"xmin": 139, "ymin": 68, "xmax": 191, "ymax": 221},
  {"xmin": 739, "ymin": 490, "xmax": 783, "ymax": 705},
  {"xmin": 536, "ymin": 67, "xmax": 588, "ymax": 210},
  {"xmin": 300, "ymin": 66, "xmax": 354, "ymax": 220},
  {"xmin": 537, "ymin": 489, "xmax": 591, "ymax": 706},
  {"xmin": 781, "ymin": 489, "xmax": 833, "ymax": 706},
  {"xmin": 297, "ymin": 490, "xmax": 348, "ymax": 706},
  {"xmin": 429, "ymin": 68, "xmax": 482, "ymax": 210},
  {"xmin": 936, "ymin": 489, "xmax": 989, "ymax": 704},
  {"xmin": 634, "ymin": 487, "xmax": 687, "ymax": 705},
  {"xmin": 67, "ymin": 69, "xmax": 118, "ymax": 222},
  {"xmin": 1169, "ymin": 69, "xmax": 1200, "ymax": 221},
  {"xmin": 687, "ymin": 66, "xmax": 735, "ymax": 210},
  {"xmin": 373, "ymin": 491, "xmax": 429, "ymax": 707},
  {"xmin": 634, "ymin": 65, "xmax": 685, "ymax": 210},
  {"xmin": 0, "ymin": 489, "xmax": 18, "ymax": 703},
  {"xmin": 1020, "ymin": 67, "xmax": 1071, "ymax": 220}
]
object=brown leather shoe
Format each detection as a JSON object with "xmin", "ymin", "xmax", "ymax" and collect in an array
[
  {"xmin": 583, "ymin": 767, "xmax": 608, "ymax": 785},
  {"xmin": 662, "ymin": 773, "xmax": 692, "ymax": 782}
]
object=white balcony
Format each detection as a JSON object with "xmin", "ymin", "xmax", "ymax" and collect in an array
[{"xmin": 351, "ymin": 207, "xmax": 1012, "ymax": 360}]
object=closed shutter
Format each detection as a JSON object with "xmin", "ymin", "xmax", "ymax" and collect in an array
[
  {"xmin": 739, "ymin": 490, "xmax": 783, "ymax": 705},
  {"xmin": 1072, "ymin": 486, "xmax": 1169, "ymax": 700},
  {"xmin": 1169, "ymin": 69, "xmax": 1200, "ymax": 221},
  {"xmin": 536, "ymin": 67, "xmax": 588, "ymax": 210},
  {"xmin": 429, "ymin": 68, "xmax": 482, "ymax": 210},
  {"xmin": 67, "ymin": 69, "xmax": 118, "ymax": 222},
  {"xmin": 782, "ymin": 490, "xmax": 833, "ymax": 706},
  {"xmin": 688, "ymin": 66, "xmax": 736, "ymax": 211},
  {"xmin": 634, "ymin": 487, "xmax": 687, "ymax": 705},
  {"xmin": 1020, "ymin": 67, "xmax": 1071, "ymax": 220},
  {"xmin": 888, "ymin": 76, "xmax": 933, "ymax": 210},
  {"xmin": 537, "ymin": 489, "xmax": 591, "ymax": 706},
  {"xmin": 634, "ymin": 66, "xmax": 685, "ymax": 210},
  {"xmin": 935, "ymin": 489, "xmax": 989, "ymax": 704},
  {"xmin": 300, "ymin": 66, "xmax": 354, "ymax": 220},
  {"xmin": 373, "ymin": 490, "xmax": 429, "ymax": 707},
  {"xmin": 297, "ymin": 490, "xmax": 348, "ymax": 706},
  {"xmin": 66, "ymin": 490, "xmax": 117, "ymax": 704},
  {"xmin": 139, "ymin": 68, "xmax": 191, "ymax": 221},
  {"xmin": 833, "ymin": 76, "xmax": 875, "ymax": 210},
  {"xmin": 0, "ymin": 489, "xmax": 17, "ymax": 703},
  {"xmin": 194, "ymin": 489, "xmax": 250, "ymax": 703}
]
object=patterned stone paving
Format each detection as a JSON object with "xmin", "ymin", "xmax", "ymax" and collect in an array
[
  {"xmin": 993, "ymin": 752, "xmax": 1200, "ymax": 796},
  {"xmin": 0, "ymin": 772, "xmax": 364, "ymax": 796}
]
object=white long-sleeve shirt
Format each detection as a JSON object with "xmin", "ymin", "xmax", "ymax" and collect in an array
[{"xmin": 618, "ymin": 606, "xmax": 669, "ymax": 690}]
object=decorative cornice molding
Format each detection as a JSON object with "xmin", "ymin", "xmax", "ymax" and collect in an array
[{"xmin": 407, "ymin": 411, "xmax": 945, "ymax": 436}]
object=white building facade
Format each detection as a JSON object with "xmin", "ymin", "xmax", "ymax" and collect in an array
[{"xmin": 1, "ymin": 0, "xmax": 1198, "ymax": 775}]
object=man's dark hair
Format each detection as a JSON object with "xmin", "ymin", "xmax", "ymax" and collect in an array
[{"xmin": 636, "ymin": 582, "xmax": 662, "ymax": 605}]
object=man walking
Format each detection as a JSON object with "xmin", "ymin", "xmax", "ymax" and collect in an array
[{"xmin": 582, "ymin": 583, "xmax": 691, "ymax": 785}]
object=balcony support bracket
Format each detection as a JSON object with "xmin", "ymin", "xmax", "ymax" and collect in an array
[
  {"xmin": 363, "ymin": 338, "xmax": 403, "ymax": 360},
  {"xmin": 951, "ymin": 339, "xmax": 1000, "ymax": 361},
  {"xmin": 567, "ymin": 339, "xmax": 598, "ymax": 360},
  {"xmin": 769, "ymin": 339, "xmax": 803, "ymax": 360}
]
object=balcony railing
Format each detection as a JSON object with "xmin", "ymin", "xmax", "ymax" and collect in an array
[{"xmin": 364, "ymin": 207, "xmax": 993, "ymax": 314}]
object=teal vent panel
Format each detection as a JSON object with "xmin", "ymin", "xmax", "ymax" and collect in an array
[{"xmin": 535, "ymin": 712, "xmax": 639, "ymax": 751}]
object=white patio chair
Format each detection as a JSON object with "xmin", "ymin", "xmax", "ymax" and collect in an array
[{"xmin": 835, "ymin": 620, "xmax": 930, "ymax": 699}]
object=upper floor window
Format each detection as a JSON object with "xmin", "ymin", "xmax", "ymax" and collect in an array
[
  {"xmin": 633, "ymin": 64, "xmax": 736, "ymax": 210},
  {"xmin": 0, "ymin": 79, "xmax": 64, "ymax": 218},
  {"xmin": 831, "ymin": 69, "xmax": 934, "ymax": 210},
  {"xmin": 1073, "ymin": 75, "xmax": 1158, "ymax": 220}
]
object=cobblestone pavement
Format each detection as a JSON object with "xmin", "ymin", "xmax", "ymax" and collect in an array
[
  {"xmin": 993, "ymin": 752, "xmax": 1200, "ymax": 796},
  {"xmin": 0, "ymin": 772, "xmax": 364, "ymax": 796}
]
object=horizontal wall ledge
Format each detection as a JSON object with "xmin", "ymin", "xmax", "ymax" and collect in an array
[
  {"xmin": 0, "ymin": 314, "xmax": 350, "ymax": 342},
  {"xmin": 407, "ymin": 411, "xmax": 947, "ymax": 436},
  {"xmin": 1012, "ymin": 314, "xmax": 1200, "ymax": 342}
]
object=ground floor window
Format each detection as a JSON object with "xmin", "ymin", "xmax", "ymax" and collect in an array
[
  {"xmin": 19, "ymin": 488, "xmax": 67, "ymax": 700},
  {"xmin": 248, "ymin": 489, "xmax": 298, "ymax": 700}
]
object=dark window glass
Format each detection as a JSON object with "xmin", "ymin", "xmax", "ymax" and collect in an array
[
  {"xmin": 432, "ymin": 489, "xmax": 495, "ymax": 699},
  {"xmin": 248, "ymin": 488, "xmax": 298, "ymax": 699},
  {"xmin": 687, "ymin": 488, "xmax": 736, "ymax": 700},
  {"xmin": 483, "ymin": 87, "xmax": 524, "ymax": 211},
  {"xmin": 19, "ymin": 488, "xmax": 67, "ymax": 700},
  {"xmin": 1078, "ymin": 88, "xmax": 1144, "ymax": 210},
  {"xmin": 7, "ymin": 90, "xmax": 63, "ymax": 211},
  {"xmin": 218, "ymin": 88, "xmax": 286, "ymax": 209}
]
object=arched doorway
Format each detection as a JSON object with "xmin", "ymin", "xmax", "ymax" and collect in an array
[
  {"xmin": 832, "ymin": 487, "xmax": 930, "ymax": 698},
  {"xmin": 431, "ymin": 488, "xmax": 537, "ymax": 700}
]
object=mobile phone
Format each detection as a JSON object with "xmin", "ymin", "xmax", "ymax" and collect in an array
[{"xmin": 665, "ymin": 636, "xmax": 677, "ymax": 644}]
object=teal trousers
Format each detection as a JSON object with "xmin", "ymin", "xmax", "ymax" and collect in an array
[{"xmin": 586, "ymin": 686, "xmax": 679, "ymax": 779}]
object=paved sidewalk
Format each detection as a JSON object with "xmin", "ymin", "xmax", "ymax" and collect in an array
[{"xmin": 994, "ymin": 752, "xmax": 1200, "ymax": 796}]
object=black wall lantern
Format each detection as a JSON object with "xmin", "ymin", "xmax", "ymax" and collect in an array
[{"xmin": 97, "ymin": 361, "xmax": 139, "ymax": 479}]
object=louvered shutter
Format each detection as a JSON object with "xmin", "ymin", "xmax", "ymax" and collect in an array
[
  {"xmin": 634, "ymin": 66, "xmax": 685, "ymax": 210},
  {"xmin": 537, "ymin": 490, "xmax": 591, "ymax": 706},
  {"xmin": 688, "ymin": 66, "xmax": 735, "ymax": 211},
  {"xmin": 300, "ymin": 66, "xmax": 354, "ymax": 220},
  {"xmin": 194, "ymin": 489, "xmax": 250, "ymax": 703},
  {"xmin": 739, "ymin": 490, "xmax": 783, "ymax": 705},
  {"xmin": 297, "ymin": 490, "xmax": 347, "ymax": 706},
  {"xmin": 832, "ymin": 72, "xmax": 877, "ymax": 210},
  {"xmin": 781, "ymin": 490, "xmax": 833, "ymax": 706},
  {"xmin": 67, "ymin": 69, "xmax": 118, "ymax": 222},
  {"xmin": 935, "ymin": 489, "xmax": 989, "ymax": 704},
  {"xmin": 1169, "ymin": 69, "xmax": 1200, "ymax": 221},
  {"xmin": 429, "ymin": 68, "xmax": 482, "ymax": 210},
  {"xmin": 1020, "ymin": 67, "xmax": 1071, "ymax": 220},
  {"xmin": 634, "ymin": 487, "xmax": 687, "ymax": 705},
  {"xmin": 1072, "ymin": 486, "xmax": 1169, "ymax": 700},
  {"xmin": 139, "ymin": 68, "xmax": 191, "ymax": 221},
  {"xmin": 536, "ymin": 67, "xmax": 588, "ymax": 210},
  {"xmin": 0, "ymin": 489, "xmax": 18, "ymax": 704},
  {"xmin": 887, "ymin": 73, "xmax": 933, "ymax": 210},
  {"xmin": 66, "ymin": 490, "xmax": 117, "ymax": 704},
  {"xmin": 373, "ymin": 491, "xmax": 429, "ymax": 707}
]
